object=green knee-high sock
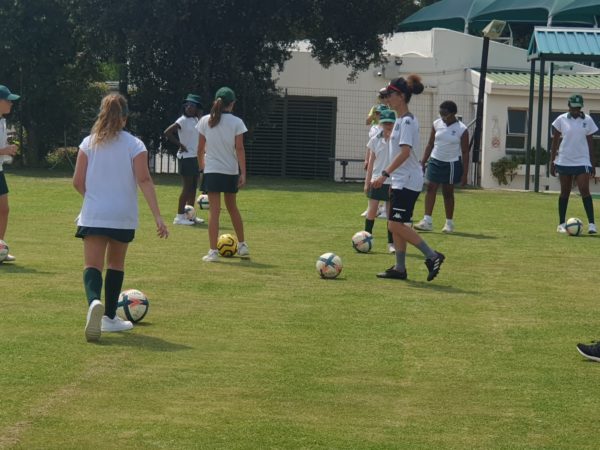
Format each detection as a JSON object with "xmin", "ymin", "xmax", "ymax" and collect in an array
[
  {"xmin": 559, "ymin": 196, "xmax": 569, "ymax": 224},
  {"xmin": 387, "ymin": 230, "xmax": 393, "ymax": 244},
  {"xmin": 582, "ymin": 195, "xmax": 595, "ymax": 224},
  {"xmin": 104, "ymin": 269, "xmax": 124, "ymax": 319},
  {"xmin": 83, "ymin": 267, "xmax": 102, "ymax": 305},
  {"xmin": 365, "ymin": 219, "xmax": 375, "ymax": 234}
]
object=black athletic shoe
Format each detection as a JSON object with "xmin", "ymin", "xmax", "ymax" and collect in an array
[
  {"xmin": 425, "ymin": 251, "xmax": 445, "ymax": 281},
  {"xmin": 376, "ymin": 266, "xmax": 407, "ymax": 280},
  {"xmin": 576, "ymin": 342, "xmax": 600, "ymax": 362}
]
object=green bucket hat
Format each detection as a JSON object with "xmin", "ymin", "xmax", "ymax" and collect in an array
[
  {"xmin": 568, "ymin": 94, "xmax": 583, "ymax": 108},
  {"xmin": 183, "ymin": 94, "xmax": 203, "ymax": 107},
  {"xmin": 0, "ymin": 85, "xmax": 20, "ymax": 101},
  {"xmin": 215, "ymin": 87, "xmax": 236, "ymax": 103},
  {"xmin": 379, "ymin": 109, "xmax": 396, "ymax": 124},
  {"xmin": 375, "ymin": 104, "xmax": 389, "ymax": 113}
]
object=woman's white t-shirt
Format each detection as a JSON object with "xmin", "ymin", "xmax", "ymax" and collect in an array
[
  {"xmin": 196, "ymin": 113, "xmax": 248, "ymax": 175},
  {"xmin": 77, "ymin": 131, "xmax": 146, "ymax": 229},
  {"xmin": 389, "ymin": 114, "xmax": 423, "ymax": 191},
  {"xmin": 430, "ymin": 118, "xmax": 467, "ymax": 162},
  {"xmin": 0, "ymin": 118, "xmax": 7, "ymax": 171},
  {"xmin": 175, "ymin": 115, "xmax": 199, "ymax": 159},
  {"xmin": 367, "ymin": 130, "xmax": 391, "ymax": 185},
  {"xmin": 552, "ymin": 113, "xmax": 598, "ymax": 166}
]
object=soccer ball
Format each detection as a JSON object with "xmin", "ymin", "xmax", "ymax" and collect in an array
[
  {"xmin": 352, "ymin": 231, "xmax": 373, "ymax": 253},
  {"xmin": 566, "ymin": 217, "xmax": 583, "ymax": 236},
  {"xmin": 0, "ymin": 240, "xmax": 8, "ymax": 262},
  {"xmin": 184, "ymin": 205, "xmax": 196, "ymax": 221},
  {"xmin": 316, "ymin": 252, "xmax": 343, "ymax": 279},
  {"xmin": 217, "ymin": 233, "xmax": 238, "ymax": 257},
  {"xmin": 196, "ymin": 194, "xmax": 209, "ymax": 210},
  {"xmin": 117, "ymin": 289, "xmax": 149, "ymax": 323}
]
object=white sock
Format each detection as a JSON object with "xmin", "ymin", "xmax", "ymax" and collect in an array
[
  {"xmin": 446, "ymin": 219, "xmax": 454, "ymax": 226},
  {"xmin": 424, "ymin": 215, "xmax": 433, "ymax": 223}
]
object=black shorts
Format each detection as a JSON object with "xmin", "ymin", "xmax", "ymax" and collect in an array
[
  {"xmin": 389, "ymin": 188, "xmax": 420, "ymax": 223},
  {"xmin": 367, "ymin": 184, "xmax": 390, "ymax": 201},
  {"xmin": 202, "ymin": 173, "xmax": 239, "ymax": 193},
  {"xmin": 178, "ymin": 157, "xmax": 200, "ymax": 177},
  {"xmin": 75, "ymin": 227, "xmax": 135, "ymax": 243},
  {"xmin": 0, "ymin": 172, "xmax": 7, "ymax": 196},
  {"xmin": 555, "ymin": 165, "xmax": 593, "ymax": 176},
  {"xmin": 425, "ymin": 158, "xmax": 463, "ymax": 184}
]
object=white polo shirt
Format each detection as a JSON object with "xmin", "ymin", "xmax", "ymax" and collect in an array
[
  {"xmin": 0, "ymin": 118, "xmax": 8, "ymax": 171},
  {"xmin": 389, "ymin": 114, "xmax": 423, "ymax": 191},
  {"xmin": 367, "ymin": 130, "xmax": 391, "ymax": 184},
  {"xmin": 197, "ymin": 113, "xmax": 247, "ymax": 175},
  {"xmin": 430, "ymin": 118, "xmax": 467, "ymax": 162},
  {"xmin": 552, "ymin": 113, "xmax": 598, "ymax": 166},
  {"xmin": 175, "ymin": 115, "xmax": 200, "ymax": 159},
  {"xmin": 77, "ymin": 131, "xmax": 147, "ymax": 229}
]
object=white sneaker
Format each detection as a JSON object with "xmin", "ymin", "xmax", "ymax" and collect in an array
[
  {"xmin": 387, "ymin": 243, "xmax": 396, "ymax": 254},
  {"xmin": 202, "ymin": 249, "xmax": 219, "ymax": 262},
  {"xmin": 589, "ymin": 223, "xmax": 597, "ymax": 234},
  {"xmin": 4, "ymin": 254, "xmax": 15, "ymax": 262},
  {"xmin": 557, "ymin": 223, "xmax": 567, "ymax": 233},
  {"xmin": 194, "ymin": 217, "xmax": 205, "ymax": 224},
  {"xmin": 173, "ymin": 215, "xmax": 195, "ymax": 225},
  {"xmin": 442, "ymin": 222, "xmax": 454, "ymax": 233},
  {"xmin": 360, "ymin": 209, "xmax": 368, "ymax": 217},
  {"xmin": 377, "ymin": 210, "xmax": 387, "ymax": 219},
  {"xmin": 101, "ymin": 315, "xmax": 133, "ymax": 332},
  {"xmin": 85, "ymin": 300, "xmax": 103, "ymax": 342},
  {"xmin": 414, "ymin": 220, "xmax": 433, "ymax": 231},
  {"xmin": 238, "ymin": 242, "xmax": 250, "ymax": 256}
]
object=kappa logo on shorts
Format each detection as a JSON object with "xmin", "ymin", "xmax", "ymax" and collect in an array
[{"xmin": 392, "ymin": 213, "xmax": 402, "ymax": 219}]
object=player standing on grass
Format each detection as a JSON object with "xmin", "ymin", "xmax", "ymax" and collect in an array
[
  {"xmin": 164, "ymin": 94, "xmax": 205, "ymax": 225},
  {"xmin": 364, "ymin": 109, "xmax": 396, "ymax": 253},
  {"xmin": 197, "ymin": 87, "xmax": 249, "ymax": 262},
  {"xmin": 371, "ymin": 75, "xmax": 445, "ymax": 281},
  {"xmin": 550, "ymin": 94, "xmax": 598, "ymax": 234},
  {"xmin": 414, "ymin": 100, "xmax": 469, "ymax": 233},
  {"xmin": 73, "ymin": 93, "xmax": 169, "ymax": 342},
  {"xmin": 0, "ymin": 85, "xmax": 19, "ymax": 263}
]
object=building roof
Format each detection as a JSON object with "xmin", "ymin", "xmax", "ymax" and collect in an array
[
  {"xmin": 528, "ymin": 27, "xmax": 600, "ymax": 62},
  {"xmin": 485, "ymin": 71, "xmax": 600, "ymax": 90}
]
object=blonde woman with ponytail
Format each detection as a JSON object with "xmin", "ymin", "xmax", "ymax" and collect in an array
[
  {"xmin": 73, "ymin": 93, "xmax": 169, "ymax": 342},
  {"xmin": 197, "ymin": 87, "xmax": 249, "ymax": 262}
]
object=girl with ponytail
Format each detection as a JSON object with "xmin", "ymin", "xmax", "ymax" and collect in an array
[
  {"xmin": 197, "ymin": 87, "xmax": 249, "ymax": 261},
  {"xmin": 73, "ymin": 93, "xmax": 169, "ymax": 342}
]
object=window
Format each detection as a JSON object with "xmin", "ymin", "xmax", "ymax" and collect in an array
[{"xmin": 506, "ymin": 109, "xmax": 528, "ymax": 154}]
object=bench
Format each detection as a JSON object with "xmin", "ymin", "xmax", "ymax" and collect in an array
[{"xmin": 329, "ymin": 158, "xmax": 365, "ymax": 182}]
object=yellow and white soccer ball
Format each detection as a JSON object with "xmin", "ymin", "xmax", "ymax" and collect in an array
[
  {"xmin": 217, "ymin": 233, "xmax": 238, "ymax": 257},
  {"xmin": 316, "ymin": 252, "xmax": 343, "ymax": 279}
]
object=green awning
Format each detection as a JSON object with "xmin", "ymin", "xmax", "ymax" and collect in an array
[
  {"xmin": 485, "ymin": 71, "xmax": 600, "ymax": 90},
  {"xmin": 398, "ymin": 0, "xmax": 496, "ymax": 33},
  {"xmin": 472, "ymin": 0, "xmax": 597, "ymax": 25},
  {"xmin": 528, "ymin": 27, "xmax": 600, "ymax": 62}
]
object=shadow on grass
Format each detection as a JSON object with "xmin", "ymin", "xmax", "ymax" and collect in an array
[
  {"xmin": 403, "ymin": 280, "xmax": 478, "ymax": 294},
  {"xmin": 441, "ymin": 231, "xmax": 497, "ymax": 240},
  {"xmin": 0, "ymin": 264, "xmax": 53, "ymax": 274},
  {"xmin": 210, "ymin": 258, "xmax": 276, "ymax": 269},
  {"xmin": 96, "ymin": 331, "xmax": 193, "ymax": 351}
]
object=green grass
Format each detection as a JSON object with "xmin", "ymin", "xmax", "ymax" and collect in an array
[{"xmin": 1, "ymin": 169, "xmax": 600, "ymax": 449}]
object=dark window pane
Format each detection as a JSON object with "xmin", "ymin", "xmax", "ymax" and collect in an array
[{"xmin": 507, "ymin": 110, "xmax": 527, "ymax": 134}]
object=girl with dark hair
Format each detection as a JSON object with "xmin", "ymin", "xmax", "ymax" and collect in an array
[
  {"xmin": 372, "ymin": 75, "xmax": 445, "ymax": 281},
  {"xmin": 415, "ymin": 100, "xmax": 469, "ymax": 233},
  {"xmin": 164, "ymin": 94, "xmax": 204, "ymax": 225},
  {"xmin": 73, "ymin": 93, "xmax": 169, "ymax": 342},
  {"xmin": 197, "ymin": 87, "xmax": 249, "ymax": 262}
]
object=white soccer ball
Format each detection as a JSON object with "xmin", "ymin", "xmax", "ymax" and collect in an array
[
  {"xmin": 352, "ymin": 231, "xmax": 373, "ymax": 253},
  {"xmin": 196, "ymin": 194, "xmax": 210, "ymax": 210},
  {"xmin": 316, "ymin": 252, "xmax": 343, "ymax": 279},
  {"xmin": 0, "ymin": 240, "xmax": 8, "ymax": 262},
  {"xmin": 566, "ymin": 217, "xmax": 583, "ymax": 236},
  {"xmin": 184, "ymin": 205, "xmax": 196, "ymax": 221},
  {"xmin": 117, "ymin": 289, "xmax": 149, "ymax": 323}
]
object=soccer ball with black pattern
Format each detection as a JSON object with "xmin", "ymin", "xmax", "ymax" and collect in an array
[
  {"xmin": 217, "ymin": 233, "xmax": 238, "ymax": 257},
  {"xmin": 184, "ymin": 205, "xmax": 196, "ymax": 221},
  {"xmin": 0, "ymin": 240, "xmax": 8, "ymax": 262},
  {"xmin": 351, "ymin": 231, "xmax": 373, "ymax": 253},
  {"xmin": 316, "ymin": 252, "xmax": 343, "ymax": 279},
  {"xmin": 566, "ymin": 217, "xmax": 583, "ymax": 236},
  {"xmin": 196, "ymin": 194, "xmax": 209, "ymax": 210},
  {"xmin": 117, "ymin": 289, "xmax": 149, "ymax": 323}
]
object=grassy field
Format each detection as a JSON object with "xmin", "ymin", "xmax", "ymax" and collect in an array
[{"xmin": 1, "ymin": 169, "xmax": 599, "ymax": 449}]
